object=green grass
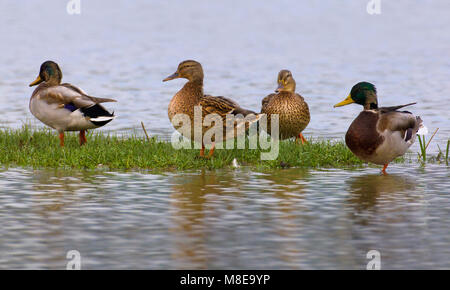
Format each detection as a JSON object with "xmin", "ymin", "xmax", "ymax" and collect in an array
[
  {"xmin": 417, "ymin": 128, "xmax": 439, "ymax": 162},
  {"xmin": 0, "ymin": 125, "xmax": 410, "ymax": 170},
  {"xmin": 446, "ymin": 139, "xmax": 450, "ymax": 166},
  {"xmin": 417, "ymin": 128, "xmax": 449, "ymax": 165}
]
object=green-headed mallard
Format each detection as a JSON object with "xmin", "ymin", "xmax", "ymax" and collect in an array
[
  {"xmin": 334, "ymin": 82, "xmax": 426, "ymax": 174},
  {"xmin": 29, "ymin": 61, "xmax": 116, "ymax": 146},
  {"xmin": 163, "ymin": 60, "xmax": 259, "ymax": 157},
  {"xmin": 261, "ymin": 70, "xmax": 310, "ymax": 143}
]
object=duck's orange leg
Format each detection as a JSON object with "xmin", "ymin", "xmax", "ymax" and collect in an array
[
  {"xmin": 382, "ymin": 164, "xmax": 389, "ymax": 175},
  {"xmin": 79, "ymin": 130, "xmax": 87, "ymax": 146},
  {"xmin": 59, "ymin": 132, "xmax": 65, "ymax": 147},
  {"xmin": 200, "ymin": 143, "xmax": 205, "ymax": 157},
  {"xmin": 199, "ymin": 142, "xmax": 216, "ymax": 158},
  {"xmin": 207, "ymin": 142, "xmax": 216, "ymax": 158},
  {"xmin": 300, "ymin": 133, "xmax": 308, "ymax": 144},
  {"xmin": 296, "ymin": 133, "xmax": 307, "ymax": 145}
]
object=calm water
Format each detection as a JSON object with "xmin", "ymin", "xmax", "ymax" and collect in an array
[{"xmin": 0, "ymin": 1, "xmax": 449, "ymax": 269}]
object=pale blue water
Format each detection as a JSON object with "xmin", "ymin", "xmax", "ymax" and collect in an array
[
  {"xmin": 0, "ymin": 0, "xmax": 449, "ymax": 269},
  {"xmin": 0, "ymin": 165, "xmax": 449, "ymax": 269}
]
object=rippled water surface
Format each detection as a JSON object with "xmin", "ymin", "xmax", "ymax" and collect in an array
[
  {"xmin": 0, "ymin": 166, "xmax": 449, "ymax": 269},
  {"xmin": 0, "ymin": 1, "xmax": 449, "ymax": 269}
]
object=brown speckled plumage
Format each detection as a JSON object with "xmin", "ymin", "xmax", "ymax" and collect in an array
[
  {"xmin": 167, "ymin": 81, "xmax": 201, "ymax": 124},
  {"xmin": 261, "ymin": 70, "xmax": 310, "ymax": 139},
  {"xmin": 165, "ymin": 60, "xmax": 259, "ymax": 145}
]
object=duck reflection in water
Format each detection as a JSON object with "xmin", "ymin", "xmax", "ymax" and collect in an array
[
  {"xmin": 169, "ymin": 170, "xmax": 237, "ymax": 269},
  {"xmin": 346, "ymin": 173, "xmax": 418, "ymax": 224},
  {"xmin": 255, "ymin": 168, "xmax": 310, "ymax": 269},
  {"xmin": 169, "ymin": 168, "xmax": 310, "ymax": 269},
  {"xmin": 31, "ymin": 169, "xmax": 103, "ymax": 213}
]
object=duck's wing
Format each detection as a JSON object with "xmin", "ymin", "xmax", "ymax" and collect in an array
[
  {"xmin": 60, "ymin": 83, "xmax": 117, "ymax": 106},
  {"xmin": 35, "ymin": 83, "xmax": 116, "ymax": 109},
  {"xmin": 200, "ymin": 95, "xmax": 256, "ymax": 117},
  {"xmin": 377, "ymin": 104, "xmax": 421, "ymax": 141},
  {"xmin": 211, "ymin": 95, "xmax": 240, "ymax": 108},
  {"xmin": 214, "ymin": 95, "xmax": 257, "ymax": 116},
  {"xmin": 30, "ymin": 83, "xmax": 115, "ymax": 128},
  {"xmin": 261, "ymin": 94, "xmax": 276, "ymax": 113},
  {"xmin": 378, "ymin": 102, "xmax": 416, "ymax": 114}
]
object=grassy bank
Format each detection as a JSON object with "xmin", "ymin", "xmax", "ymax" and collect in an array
[{"xmin": 0, "ymin": 126, "xmax": 405, "ymax": 170}]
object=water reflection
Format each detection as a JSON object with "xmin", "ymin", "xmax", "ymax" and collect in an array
[
  {"xmin": 168, "ymin": 169, "xmax": 311, "ymax": 269},
  {"xmin": 1, "ymin": 166, "xmax": 448, "ymax": 269},
  {"xmin": 255, "ymin": 169, "xmax": 310, "ymax": 268},
  {"xmin": 256, "ymin": 168, "xmax": 310, "ymax": 194},
  {"xmin": 342, "ymin": 173, "xmax": 434, "ymax": 269},
  {"xmin": 30, "ymin": 169, "xmax": 102, "ymax": 213},
  {"xmin": 347, "ymin": 174, "xmax": 417, "ymax": 212},
  {"xmin": 29, "ymin": 170, "xmax": 110, "ymax": 268},
  {"xmin": 346, "ymin": 173, "xmax": 418, "ymax": 227},
  {"xmin": 169, "ymin": 170, "xmax": 217, "ymax": 269}
]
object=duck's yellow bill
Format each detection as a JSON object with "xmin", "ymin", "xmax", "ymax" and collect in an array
[
  {"xmin": 334, "ymin": 94, "xmax": 354, "ymax": 107},
  {"xmin": 29, "ymin": 75, "xmax": 43, "ymax": 87}
]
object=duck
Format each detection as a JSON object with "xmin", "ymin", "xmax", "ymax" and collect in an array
[
  {"xmin": 261, "ymin": 70, "xmax": 310, "ymax": 143},
  {"xmin": 334, "ymin": 82, "xmax": 426, "ymax": 174},
  {"xmin": 163, "ymin": 60, "xmax": 259, "ymax": 158},
  {"xmin": 29, "ymin": 61, "xmax": 116, "ymax": 146}
]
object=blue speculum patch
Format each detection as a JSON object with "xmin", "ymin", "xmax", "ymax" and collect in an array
[{"xmin": 64, "ymin": 103, "xmax": 77, "ymax": 112}]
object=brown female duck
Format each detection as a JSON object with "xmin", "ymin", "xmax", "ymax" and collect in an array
[
  {"xmin": 163, "ymin": 60, "xmax": 259, "ymax": 157},
  {"xmin": 261, "ymin": 70, "xmax": 310, "ymax": 143}
]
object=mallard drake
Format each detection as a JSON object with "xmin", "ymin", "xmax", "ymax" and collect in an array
[
  {"xmin": 163, "ymin": 60, "xmax": 259, "ymax": 158},
  {"xmin": 334, "ymin": 82, "xmax": 426, "ymax": 174},
  {"xmin": 261, "ymin": 70, "xmax": 310, "ymax": 143},
  {"xmin": 29, "ymin": 61, "xmax": 116, "ymax": 146}
]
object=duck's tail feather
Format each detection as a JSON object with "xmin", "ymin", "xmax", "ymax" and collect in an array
[
  {"xmin": 81, "ymin": 104, "xmax": 115, "ymax": 127},
  {"xmin": 234, "ymin": 113, "xmax": 262, "ymax": 132},
  {"xmin": 404, "ymin": 116, "xmax": 426, "ymax": 145},
  {"xmin": 416, "ymin": 116, "xmax": 428, "ymax": 136},
  {"xmin": 380, "ymin": 102, "xmax": 417, "ymax": 113},
  {"xmin": 88, "ymin": 96, "xmax": 117, "ymax": 103}
]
